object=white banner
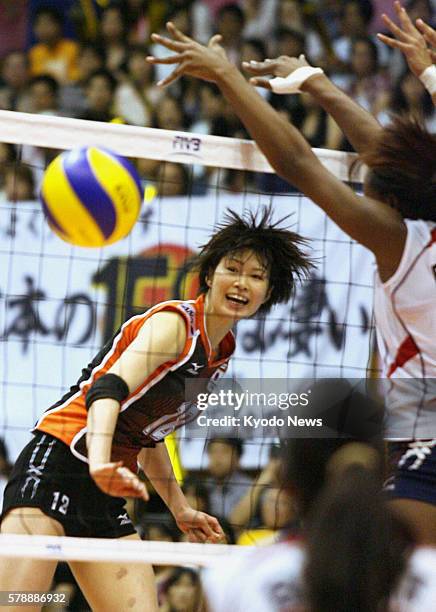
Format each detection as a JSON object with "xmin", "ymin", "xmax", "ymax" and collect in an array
[{"xmin": 0, "ymin": 193, "xmax": 375, "ymax": 464}]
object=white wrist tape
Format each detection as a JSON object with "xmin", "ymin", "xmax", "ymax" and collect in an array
[
  {"xmin": 419, "ymin": 65, "xmax": 436, "ymax": 96},
  {"xmin": 270, "ymin": 66, "xmax": 324, "ymax": 94}
]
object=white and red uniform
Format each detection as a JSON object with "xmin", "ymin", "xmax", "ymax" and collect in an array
[
  {"xmin": 373, "ymin": 219, "xmax": 436, "ymax": 440},
  {"xmin": 203, "ymin": 541, "xmax": 436, "ymax": 612}
]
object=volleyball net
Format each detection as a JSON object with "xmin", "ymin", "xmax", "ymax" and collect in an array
[{"xmin": 0, "ymin": 111, "xmax": 376, "ymax": 570}]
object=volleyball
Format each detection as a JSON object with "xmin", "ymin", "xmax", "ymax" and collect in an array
[{"xmin": 40, "ymin": 146, "xmax": 143, "ymax": 247}]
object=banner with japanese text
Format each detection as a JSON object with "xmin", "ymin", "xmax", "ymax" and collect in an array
[{"xmin": 0, "ymin": 192, "xmax": 375, "ymax": 464}]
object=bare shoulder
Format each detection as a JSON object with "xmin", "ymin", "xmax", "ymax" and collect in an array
[{"xmin": 136, "ymin": 309, "xmax": 188, "ymax": 356}]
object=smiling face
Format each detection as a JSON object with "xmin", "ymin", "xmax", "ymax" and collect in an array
[{"xmin": 206, "ymin": 249, "xmax": 271, "ymax": 323}]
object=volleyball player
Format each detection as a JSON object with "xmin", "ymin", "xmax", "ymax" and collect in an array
[
  {"xmin": 203, "ymin": 380, "xmax": 418, "ymax": 612},
  {"xmin": 0, "ymin": 208, "xmax": 313, "ymax": 611},
  {"xmin": 377, "ymin": 1, "xmax": 436, "ymax": 105},
  {"xmin": 148, "ymin": 24, "xmax": 436, "ymax": 545}
]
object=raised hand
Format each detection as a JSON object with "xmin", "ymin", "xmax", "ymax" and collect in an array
[
  {"xmin": 243, "ymin": 54, "xmax": 309, "ymax": 89},
  {"xmin": 147, "ymin": 22, "xmax": 229, "ymax": 87},
  {"xmin": 377, "ymin": 1, "xmax": 433, "ymax": 77},
  {"xmin": 90, "ymin": 461, "xmax": 149, "ymax": 500},
  {"xmin": 416, "ymin": 18, "xmax": 436, "ymax": 62}
]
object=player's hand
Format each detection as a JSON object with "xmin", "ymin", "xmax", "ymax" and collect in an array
[
  {"xmin": 415, "ymin": 18, "xmax": 436, "ymax": 62},
  {"xmin": 90, "ymin": 461, "xmax": 149, "ymax": 500},
  {"xmin": 147, "ymin": 22, "xmax": 230, "ymax": 87},
  {"xmin": 377, "ymin": 1, "xmax": 434, "ymax": 76},
  {"xmin": 174, "ymin": 506, "xmax": 225, "ymax": 543},
  {"xmin": 243, "ymin": 54, "xmax": 309, "ymax": 90}
]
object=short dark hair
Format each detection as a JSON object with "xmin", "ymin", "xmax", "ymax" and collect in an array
[
  {"xmin": 34, "ymin": 6, "xmax": 63, "ymax": 26},
  {"xmin": 362, "ymin": 115, "xmax": 436, "ymax": 221},
  {"xmin": 206, "ymin": 437, "xmax": 244, "ymax": 458},
  {"xmin": 194, "ymin": 207, "xmax": 314, "ymax": 314},
  {"xmin": 217, "ymin": 3, "xmax": 245, "ymax": 24},
  {"xmin": 275, "ymin": 26, "xmax": 306, "ymax": 47},
  {"xmin": 351, "ymin": 35, "xmax": 379, "ymax": 72},
  {"xmin": 29, "ymin": 74, "xmax": 60, "ymax": 96},
  {"xmin": 85, "ymin": 69, "xmax": 118, "ymax": 93},
  {"xmin": 340, "ymin": 0, "xmax": 374, "ymax": 24},
  {"xmin": 242, "ymin": 37, "xmax": 267, "ymax": 59}
]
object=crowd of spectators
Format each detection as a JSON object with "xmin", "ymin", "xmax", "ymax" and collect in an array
[{"xmin": 0, "ymin": 0, "xmax": 435, "ymax": 202}]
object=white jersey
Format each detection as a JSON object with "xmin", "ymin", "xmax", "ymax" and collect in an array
[
  {"xmin": 373, "ymin": 219, "xmax": 436, "ymax": 440},
  {"xmin": 202, "ymin": 543, "xmax": 436, "ymax": 612}
]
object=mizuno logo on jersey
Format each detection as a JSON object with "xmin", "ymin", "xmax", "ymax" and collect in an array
[
  {"xmin": 187, "ymin": 362, "xmax": 204, "ymax": 375},
  {"xmin": 117, "ymin": 513, "xmax": 132, "ymax": 526}
]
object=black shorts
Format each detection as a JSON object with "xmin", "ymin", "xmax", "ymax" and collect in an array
[
  {"xmin": 1, "ymin": 431, "xmax": 137, "ymax": 538},
  {"xmin": 385, "ymin": 440, "xmax": 436, "ymax": 506}
]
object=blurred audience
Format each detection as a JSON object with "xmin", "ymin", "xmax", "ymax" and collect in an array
[
  {"xmin": 160, "ymin": 567, "xmax": 202, "ymax": 612},
  {"xmin": 203, "ymin": 438, "xmax": 253, "ymax": 521},
  {"xmin": 0, "ymin": 51, "xmax": 32, "ymax": 112},
  {"xmin": 0, "ymin": 438, "xmax": 12, "ymax": 505},
  {"xmin": 29, "ymin": 7, "xmax": 79, "ymax": 83}
]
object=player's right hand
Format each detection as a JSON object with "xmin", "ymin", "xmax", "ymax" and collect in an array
[
  {"xmin": 90, "ymin": 461, "xmax": 149, "ymax": 500},
  {"xmin": 243, "ymin": 54, "xmax": 309, "ymax": 89}
]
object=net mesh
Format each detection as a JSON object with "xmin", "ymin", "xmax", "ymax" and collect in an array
[{"xmin": 0, "ymin": 112, "xmax": 376, "ymax": 568}]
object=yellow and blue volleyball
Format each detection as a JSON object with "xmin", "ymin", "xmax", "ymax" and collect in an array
[{"xmin": 40, "ymin": 146, "xmax": 143, "ymax": 247}]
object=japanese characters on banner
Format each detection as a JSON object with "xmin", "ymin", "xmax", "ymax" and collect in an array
[{"xmin": 0, "ymin": 193, "xmax": 375, "ymax": 464}]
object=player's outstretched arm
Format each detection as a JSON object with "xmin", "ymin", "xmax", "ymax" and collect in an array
[
  {"xmin": 377, "ymin": 1, "xmax": 436, "ymax": 105},
  {"xmin": 148, "ymin": 24, "xmax": 406, "ymax": 273},
  {"xmin": 138, "ymin": 445, "xmax": 225, "ymax": 543},
  {"xmin": 87, "ymin": 311, "xmax": 187, "ymax": 500},
  {"xmin": 244, "ymin": 54, "xmax": 382, "ymax": 154}
]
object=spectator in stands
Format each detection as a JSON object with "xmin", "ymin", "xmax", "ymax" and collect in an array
[
  {"xmin": 0, "ymin": 51, "xmax": 32, "ymax": 112},
  {"xmin": 236, "ymin": 485, "xmax": 297, "ymax": 545},
  {"xmin": 28, "ymin": 74, "xmax": 60, "ymax": 115},
  {"xmin": 60, "ymin": 44, "xmax": 107, "ymax": 117},
  {"xmin": 405, "ymin": 0, "xmax": 434, "ymax": 25},
  {"xmin": 382, "ymin": 70, "xmax": 436, "ymax": 132},
  {"xmin": 190, "ymin": 82, "xmax": 225, "ymax": 134},
  {"xmin": 0, "ymin": 438, "xmax": 12, "ymax": 506},
  {"xmin": 203, "ymin": 438, "xmax": 253, "ymax": 520},
  {"xmin": 216, "ymin": 4, "xmax": 245, "ymax": 64},
  {"xmin": 276, "ymin": 0, "xmax": 325, "ymax": 62},
  {"xmin": 229, "ymin": 449, "xmax": 281, "ymax": 533},
  {"xmin": 242, "ymin": 0, "xmax": 278, "ymax": 40},
  {"xmin": 2, "ymin": 163, "xmax": 36, "ymax": 202},
  {"xmin": 152, "ymin": 92, "xmax": 187, "ymax": 131},
  {"xmin": 140, "ymin": 520, "xmax": 180, "ymax": 604},
  {"xmin": 332, "ymin": 0, "xmax": 375, "ymax": 65},
  {"xmin": 114, "ymin": 45, "xmax": 161, "ymax": 126},
  {"xmin": 156, "ymin": 162, "xmax": 190, "ymax": 197},
  {"xmin": 124, "ymin": 0, "xmax": 151, "ymax": 44},
  {"xmin": 161, "ymin": 568, "xmax": 202, "ymax": 612},
  {"xmin": 29, "ymin": 7, "xmax": 79, "ymax": 83},
  {"xmin": 77, "ymin": 44, "xmax": 107, "ymax": 83},
  {"xmin": 240, "ymin": 38, "xmax": 267, "ymax": 73},
  {"xmin": 98, "ymin": 3, "xmax": 129, "ymax": 78},
  {"xmin": 182, "ymin": 478, "xmax": 211, "ymax": 514},
  {"xmin": 0, "ymin": 143, "xmax": 16, "ymax": 192},
  {"xmin": 346, "ymin": 36, "xmax": 391, "ymax": 117},
  {"xmin": 80, "ymin": 69, "xmax": 119, "ymax": 122},
  {"xmin": 273, "ymin": 27, "xmax": 306, "ymax": 60}
]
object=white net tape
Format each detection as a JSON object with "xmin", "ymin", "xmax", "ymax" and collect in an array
[
  {"xmin": 0, "ymin": 109, "xmax": 364, "ymax": 181},
  {"xmin": 0, "ymin": 534, "xmax": 250, "ymax": 567}
]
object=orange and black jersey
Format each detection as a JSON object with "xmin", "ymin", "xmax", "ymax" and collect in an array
[{"xmin": 35, "ymin": 294, "xmax": 235, "ymax": 471}]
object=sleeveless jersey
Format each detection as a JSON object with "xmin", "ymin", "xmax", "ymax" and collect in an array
[
  {"xmin": 35, "ymin": 294, "xmax": 235, "ymax": 471},
  {"xmin": 373, "ymin": 219, "xmax": 436, "ymax": 440}
]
